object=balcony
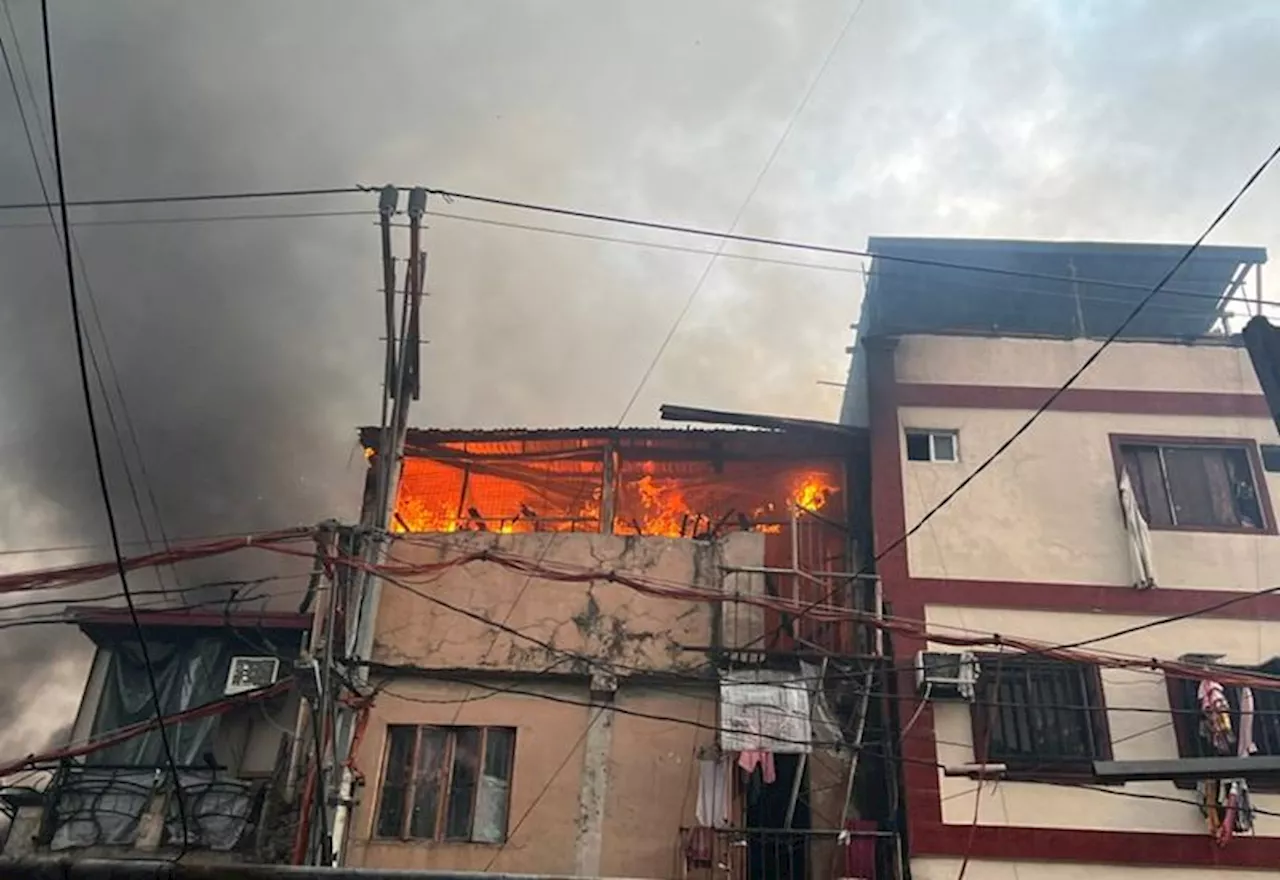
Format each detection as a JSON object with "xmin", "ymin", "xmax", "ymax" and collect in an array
[
  {"xmin": 680, "ymin": 826, "xmax": 898, "ymax": 880},
  {"xmin": 4, "ymin": 763, "xmax": 298, "ymax": 864}
]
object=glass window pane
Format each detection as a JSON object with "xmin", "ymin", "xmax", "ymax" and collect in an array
[
  {"xmin": 444, "ymin": 728, "xmax": 482, "ymax": 840},
  {"xmin": 483, "ymin": 728, "xmax": 515, "ymax": 781},
  {"xmin": 905, "ymin": 432, "xmax": 931, "ymax": 461},
  {"xmin": 931, "ymin": 433, "xmax": 956, "ymax": 461},
  {"xmin": 376, "ymin": 726, "xmax": 416, "ymax": 838},
  {"xmin": 408, "ymin": 728, "xmax": 449, "ymax": 839}
]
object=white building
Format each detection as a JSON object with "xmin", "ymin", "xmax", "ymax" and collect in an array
[{"xmin": 844, "ymin": 238, "xmax": 1280, "ymax": 878}]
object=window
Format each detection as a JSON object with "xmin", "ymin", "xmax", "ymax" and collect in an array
[
  {"xmin": 1167, "ymin": 663, "xmax": 1280, "ymax": 789},
  {"xmin": 905, "ymin": 429, "xmax": 958, "ymax": 462},
  {"xmin": 376, "ymin": 725, "xmax": 515, "ymax": 843},
  {"xmin": 1114, "ymin": 437, "xmax": 1269, "ymax": 533},
  {"xmin": 971, "ymin": 656, "xmax": 1111, "ymax": 779}
]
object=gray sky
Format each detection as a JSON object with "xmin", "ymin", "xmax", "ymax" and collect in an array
[{"xmin": 1, "ymin": 0, "xmax": 1278, "ymax": 756}]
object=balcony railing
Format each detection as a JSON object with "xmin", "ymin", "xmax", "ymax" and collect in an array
[
  {"xmin": 680, "ymin": 826, "xmax": 897, "ymax": 880},
  {"xmin": 33, "ymin": 763, "xmax": 290, "ymax": 858}
]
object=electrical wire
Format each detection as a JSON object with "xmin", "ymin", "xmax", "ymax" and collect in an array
[
  {"xmin": 0, "ymin": 208, "xmax": 378, "ymax": 229},
  {"xmin": 482, "ymin": 707, "xmax": 603, "ymax": 872},
  {"xmin": 0, "ymin": 182, "xmax": 1258, "ymax": 308},
  {"xmin": 755, "ymin": 140, "xmax": 1280, "ymax": 652},
  {"xmin": 1, "ymin": 0, "xmax": 178, "ymax": 593},
  {"xmin": 37, "ymin": 0, "xmax": 189, "ymax": 854},
  {"xmin": 0, "ymin": 524, "xmax": 317, "ymax": 558},
  {"xmin": 617, "ymin": 0, "xmax": 866, "ymax": 424},
  {"xmin": 376, "ymin": 667, "xmax": 1280, "ymax": 824},
  {"xmin": 0, "ymin": 185, "xmax": 370, "ymax": 211},
  {"xmin": 0, "ymin": 679, "xmax": 291, "ymax": 779},
  {"xmin": 424, "ymin": 187, "xmax": 1266, "ymax": 306}
]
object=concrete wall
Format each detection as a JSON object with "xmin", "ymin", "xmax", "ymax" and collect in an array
[
  {"xmin": 893, "ymin": 335, "xmax": 1280, "ymax": 588},
  {"xmin": 372, "ymin": 531, "xmax": 765, "ymax": 673},
  {"xmin": 925, "ymin": 605, "xmax": 1280, "ymax": 836},
  {"xmin": 893, "ymin": 334, "xmax": 1260, "ymax": 393},
  {"xmin": 345, "ymin": 677, "xmax": 715, "ymax": 878},
  {"xmin": 881, "ymin": 334, "xmax": 1280, "ymax": 872},
  {"xmin": 901, "ymin": 406, "xmax": 1280, "ymax": 588},
  {"xmin": 910, "ymin": 858, "xmax": 1280, "ymax": 879}
]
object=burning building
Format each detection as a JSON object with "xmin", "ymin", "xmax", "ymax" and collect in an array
[{"xmin": 337, "ymin": 419, "xmax": 900, "ymax": 878}]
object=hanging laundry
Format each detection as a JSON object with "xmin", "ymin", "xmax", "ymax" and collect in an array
[
  {"xmin": 1217, "ymin": 686, "xmax": 1257, "ymax": 845},
  {"xmin": 695, "ymin": 757, "xmax": 731, "ymax": 828},
  {"xmin": 684, "ymin": 826, "xmax": 714, "ymax": 869},
  {"xmin": 1198, "ymin": 679, "xmax": 1235, "ymax": 755},
  {"xmin": 738, "ymin": 750, "xmax": 777, "ymax": 784}
]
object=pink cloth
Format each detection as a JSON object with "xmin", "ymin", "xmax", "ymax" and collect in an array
[{"xmin": 737, "ymin": 750, "xmax": 776, "ymax": 783}]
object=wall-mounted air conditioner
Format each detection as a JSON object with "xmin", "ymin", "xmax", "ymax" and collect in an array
[
  {"xmin": 224, "ymin": 656, "xmax": 280, "ymax": 695},
  {"xmin": 915, "ymin": 651, "xmax": 979, "ymax": 701}
]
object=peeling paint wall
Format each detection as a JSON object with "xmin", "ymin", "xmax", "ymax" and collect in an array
[
  {"xmin": 345, "ymin": 677, "xmax": 716, "ymax": 878},
  {"xmin": 372, "ymin": 531, "xmax": 766, "ymax": 673},
  {"xmin": 351, "ymin": 531, "xmax": 767, "ymax": 876}
]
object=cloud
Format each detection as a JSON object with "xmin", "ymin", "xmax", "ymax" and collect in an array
[{"xmin": 0, "ymin": 0, "xmax": 1278, "ymax": 753}]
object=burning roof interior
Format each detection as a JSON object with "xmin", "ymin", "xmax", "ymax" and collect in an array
[
  {"xmin": 358, "ymin": 425, "xmax": 866, "ymax": 540},
  {"xmin": 358, "ymin": 423, "xmax": 871, "ymax": 655},
  {"xmin": 856, "ymin": 237, "xmax": 1267, "ymax": 342}
]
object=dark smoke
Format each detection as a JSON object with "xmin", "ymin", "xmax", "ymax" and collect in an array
[
  {"xmin": 0, "ymin": 3, "xmax": 375, "ymax": 758},
  {"xmin": 2, "ymin": 0, "xmax": 1279, "ymax": 763}
]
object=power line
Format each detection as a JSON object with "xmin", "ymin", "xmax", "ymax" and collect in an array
[
  {"xmin": 425, "ymin": 187, "xmax": 1266, "ymax": 306},
  {"xmin": 37, "ymin": 0, "xmax": 188, "ymax": 853},
  {"xmin": 617, "ymin": 0, "xmax": 866, "ymax": 424},
  {"xmin": 0, "ymin": 208, "xmax": 378, "ymax": 229},
  {"xmin": 1, "ymin": 0, "xmax": 177, "ymax": 593},
  {"xmin": 0, "ymin": 524, "xmax": 315, "ymax": 557},
  {"xmin": 0, "ymin": 185, "xmax": 370, "ymax": 212},
  {"xmin": 482, "ymin": 708, "xmax": 603, "ymax": 871},
  {"xmin": 753, "ymin": 138, "xmax": 1280, "ymax": 651}
]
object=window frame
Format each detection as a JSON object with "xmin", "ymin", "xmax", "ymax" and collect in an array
[
  {"xmin": 1108, "ymin": 433, "xmax": 1276, "ymax": 536},
  {"xmin": 374, "ymin": 724, "xmax": 517, "ymax": 844},
  {"xmin": 1165, "ymin": 669, "xmax": 1280, "ymax": 792},
  {"xmin": 905, "ymin": 428, "xmax": 959, "ymax": 463},
  {"xmin": 969, "ymin": 654, "xmax": 1113, "ymax": 782}
]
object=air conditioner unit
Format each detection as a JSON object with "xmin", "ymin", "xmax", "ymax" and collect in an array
[
  {"xmin": 224, "ymin": 656, "xmax": 280, "ymax": 696},
  {"xmin": 915, "ymin": 651, "xmax": 979, "ymax": 701}
]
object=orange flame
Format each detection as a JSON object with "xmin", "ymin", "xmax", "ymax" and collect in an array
[
  {"xmin": 389, "ymin": 457, "xmax": 841, "ymax": 538},
  {"xmin": 792, "ymin": 473, "xmax": 838, "ymax": 513}
]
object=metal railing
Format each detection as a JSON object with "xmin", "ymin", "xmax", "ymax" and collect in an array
[
  {"xmin": 35, "ymin": 764, "xmax": 271, "ymax": 855},
  {"xmin": 680, "ymin": 826, "xmax": 896, "ymax": 880}
]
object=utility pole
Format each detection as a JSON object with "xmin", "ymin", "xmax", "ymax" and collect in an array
[{"xmin": 315, "ymin": 186, "xmax": 429, "ymax": 866}]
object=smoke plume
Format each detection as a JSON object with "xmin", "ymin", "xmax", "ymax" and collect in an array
[{"xmin": 2, "ymin": 0, "xmax": 1279, "ymax": 760}]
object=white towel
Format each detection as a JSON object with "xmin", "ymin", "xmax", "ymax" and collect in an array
[{"xmin": 695, "ymin": 758, "xmax": 730, "ymax": 828}]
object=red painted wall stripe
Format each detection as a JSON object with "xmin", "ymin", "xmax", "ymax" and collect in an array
[
  {"xmin": 906, "ymin": 577, "xmax": 1280, "ymax": 621},
  {"xmin": 869, "ymin": 345, "xmax": 1280, "ymax": 867},
  {"xmin": 895, "ymin": 382, "xmax": 1270, "ymax": 418}
]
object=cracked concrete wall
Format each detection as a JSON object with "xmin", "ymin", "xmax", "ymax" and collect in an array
[
  {"xmin": 346, "ymin": 677, "xmax": 716, "ymax": 879},
  {"xmin": 372, "ymin": 531, "xmax": 765, "ymax": 673},
  {"xmin": 345, "ymin": 677, "xmax": 589, "ymax": 875}
]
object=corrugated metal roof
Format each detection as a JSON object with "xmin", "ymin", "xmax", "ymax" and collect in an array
[
  {"xmin": 857, "ymin": 237, "xmax": 1267, "ymax": 341},
  {"xmin": 359, "ymin": 424, "xmax": 779, "ymax": 448}
]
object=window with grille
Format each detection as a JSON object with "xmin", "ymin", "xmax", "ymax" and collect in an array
[
  {"xmin": 1113, "ymin": 437, "xmax": 1270, "ymax": 533},
  {"xmin": 1166, "ymin": 667, "xmax": 1280, "ymax": 790},
  {"xmin": 971, "ymin": 657, "xmax": 1111, "ymax": 778},
  {"xmin": 375, "ymin": 725, "xmax": 516, "ymax": 843}
]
